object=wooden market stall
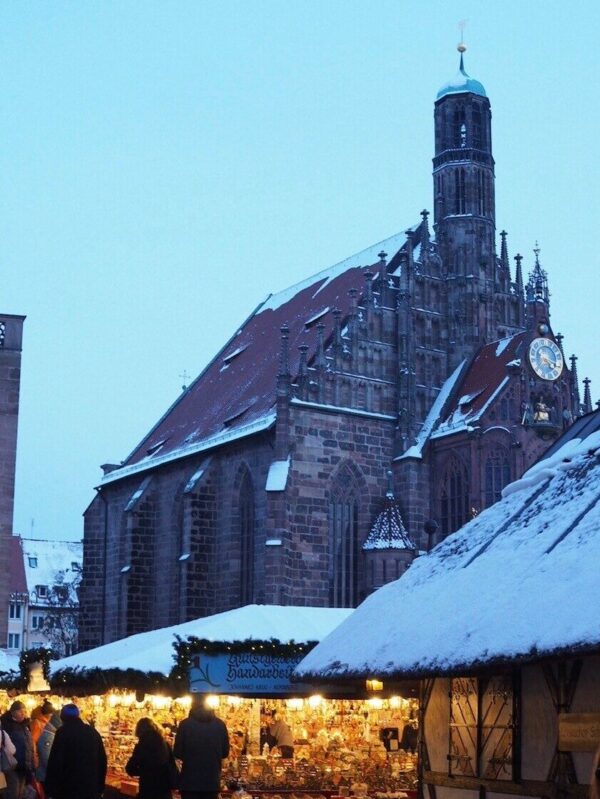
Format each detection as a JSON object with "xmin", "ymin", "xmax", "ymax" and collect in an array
[
  {"xmin": 296, "ymin": 411, "xmax": 600, "ymax": 799},
  {"xmin": 1, "ymin": 604, "xmax": 419, "ymax": 799}
]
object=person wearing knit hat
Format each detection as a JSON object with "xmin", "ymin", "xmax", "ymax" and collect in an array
[{"xmin": 45, "ymin": 704, "xmax": 106, "ymax": 799}]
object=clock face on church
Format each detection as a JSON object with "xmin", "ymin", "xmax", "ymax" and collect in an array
[{"xmin": 528, "ymin": 337, "xmax": 564, "ymax": 381}]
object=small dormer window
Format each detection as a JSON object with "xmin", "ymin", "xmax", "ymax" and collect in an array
[
  {"xmin": 28, "ymin": 556, "xmax": 38, "ymax": 568},
  {"xmin": 71, "ymin": 561, "xmax": 81, "ymax": 571},
  {"xmin": 36, "ymin": 585, "xmax": 47, "ymax": 598},
  {"xmin": 54, "ymin": 585, "xmax": 68, "ymax": 602}
]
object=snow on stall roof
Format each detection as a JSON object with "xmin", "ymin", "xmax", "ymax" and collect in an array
[
  {"xmin": 295, "ymin": 415, "xmax": 600, "ymax": 679},
  {"xmin": 51, "ymin": 605, "xmax": 353, "ymax": 677},
  {"xmin": 266, "ymin": 457, "xmax": 291, "ymax": 492}
]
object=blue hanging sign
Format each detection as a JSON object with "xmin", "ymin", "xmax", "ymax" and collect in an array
[{"xmin": 190, "ymin": 652, "xmax": 313, "ymax": 695}]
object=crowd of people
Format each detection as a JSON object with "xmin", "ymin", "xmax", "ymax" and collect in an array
[{"xmin": 0, "ymin": 695, "xmax": 230, "ymax": 799}]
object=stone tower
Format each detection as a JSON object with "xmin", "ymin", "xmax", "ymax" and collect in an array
[
  {"xmin": 0, "ymin": 313, "xmax": 25, "ymax": 645},
  {"xmin": 433, "ymin": 47, "xmax": 504, "ymax": 365}
]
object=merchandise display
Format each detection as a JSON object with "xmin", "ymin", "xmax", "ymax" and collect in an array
[{"xmin": 1, "ymin": 691, "xmax": 418, "ymax": 797}]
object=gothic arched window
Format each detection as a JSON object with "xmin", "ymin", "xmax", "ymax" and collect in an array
[
  {"xmin": 472, "ymin": 105, "xmax": 483, "ymax": 148},
  {"xmin": 239, "ymin": 470, "xmax": 255, "ymax": 605},
  {"xmin": 454, "ymin": 106, "xmax": 466, "ymax": 148},
  {"xmin": 485, "ymin": 447, "xmax": 511, "ymax": 508},
  {"xmin": 440, "ymin": 456, "xmax": 470, "ymax": 536},
  {"xmin": 329, "ymin": 464, "xmax": 361, "ymax": 607},
  {"xmin": 455, "ymin": 168, "xmax": 466, "ymax": 214}
]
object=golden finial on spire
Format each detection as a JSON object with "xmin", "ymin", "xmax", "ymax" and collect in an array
[{"xmin": 458, "ymin": 19, "xmax": 467, "ymax": 53}]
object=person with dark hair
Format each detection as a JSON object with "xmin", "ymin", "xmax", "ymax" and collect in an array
[
  {"xmin": 0, "ymin": 701, "xmax": 34, "ymax": 799},
  {"xmin": 268, "ymin": 710, "xmax": 294, "ymax": 759},
  {"xmin": 44, "ymin": 704, "xmax": 107, "ymax": 799},
  {"xmin": 126, "ymin": 717, "xmax": 175, "ymax": 799},
  {"xmin": 173, "ymin": 698, "xmax": 229, "ymax": 799}
]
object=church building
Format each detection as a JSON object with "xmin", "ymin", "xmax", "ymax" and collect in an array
[{"xmin": 79, "ymin": 49, "xmax": 590, "ymax": 649}]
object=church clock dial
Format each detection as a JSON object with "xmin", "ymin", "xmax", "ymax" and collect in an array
[{"xmin": 528, "ymin": 337, "xmax": 564, "ymax": 381}]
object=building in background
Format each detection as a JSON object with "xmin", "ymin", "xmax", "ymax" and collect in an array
[
  {"xmin": 79, "ymin": 50, "xmax": 592, "ymax": 649},
  {"xmin": 0, "ymin": 313, "xmax": 25, "ymax": 649},
  {"xmin": 6, "ymin": 536, "xmax": 82, "ymax": 658}
]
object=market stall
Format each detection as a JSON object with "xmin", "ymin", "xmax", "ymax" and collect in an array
[{"xmin": 0, "ymin": 605, "xmax": 419, "ymax": 799}]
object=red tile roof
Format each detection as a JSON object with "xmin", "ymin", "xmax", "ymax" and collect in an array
[
  {"xmin": 433, "ymin": 333, "xmax": 527, "ymax": 437},
  {"xmin": 118, "ymin": 228, "xmax": 414, "ymax": 472}
]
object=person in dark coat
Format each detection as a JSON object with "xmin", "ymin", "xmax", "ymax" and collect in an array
[
  {"xmin": 126, "ymin": 717, "xmax": 174, "ymax": 799},
  {"xmin": 44, "ymin": 704, "xmax": 107, "ymax": 799},
  {"xmin": 0, "ymin": 700, "xmax": 35, "ymax": 799},
  {"xmin": 35, "ymin": 712, "xmax": 61, "ymax": 786},
  {"xmin": 173, "ymin": 698, "xmax": 229, "ymax": 799}
]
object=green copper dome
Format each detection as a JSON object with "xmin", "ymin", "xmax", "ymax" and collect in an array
[{"xmin": 436, "ymin": 53, "xmax": 487, "ymax": 101}]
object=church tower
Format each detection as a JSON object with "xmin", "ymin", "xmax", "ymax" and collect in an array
[{"xmin": 433, "ymin": 45, "xmax": 498, "ymax": 362}]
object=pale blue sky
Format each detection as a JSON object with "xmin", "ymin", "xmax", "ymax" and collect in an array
[{"xmin": 2, "ymin": 1, "xmax": 599, "ymax": 540}]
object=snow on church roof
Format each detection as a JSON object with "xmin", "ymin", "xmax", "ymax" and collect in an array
[
  {"xmin": 102, "ymin": 227, "xmax": 418, "ymax": 484},
  {"xmin": 51, "ymin": 605, "xmax": 353, "ymax": 677},
  {"xmin": 296, "ymin": 413, "xmax": 600, "ymax": 680}
]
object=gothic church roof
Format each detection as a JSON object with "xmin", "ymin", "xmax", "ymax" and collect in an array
[{"xmin": 102, "ymin": 226, "xmax": 419, "ymax": 484}]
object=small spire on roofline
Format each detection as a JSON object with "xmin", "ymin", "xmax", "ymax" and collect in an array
[{"xmin": 583, "ymin": 378, "xmax": 593, "ymax": 414}]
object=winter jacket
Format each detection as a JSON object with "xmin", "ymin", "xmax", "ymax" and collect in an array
[
  {"xmin": 0, "ymin": 711, "xmax": 34, "ymax": 774},
  {"xmin": 126, "ymin": 731, "xmax": 173, "ymax": 799},
  {"xmin": 36, "ymin": 718, "xmax": 59, "ymax": 782},
  {"xmin": 0, "ymin": 727, "xmax": 17, "ymax": 764},
  {"xmin": 173, "ymin": 708, "xmax": 229, "ymax": 792},
  {"xmin": 45, "ymin": 717, "xmax": 107, "ymax": 799}
]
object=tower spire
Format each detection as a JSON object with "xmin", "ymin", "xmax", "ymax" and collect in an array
[
  {"xmin": 570, "ymin": 354, "xmax": 581, "ymax": 415},
  {"xmin": 582, "ymin": 378, "xmax": 593, "ymax": 414}
]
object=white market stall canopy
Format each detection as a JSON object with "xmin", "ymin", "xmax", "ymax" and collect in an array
[
  {"xmin": 297, "ymin": 415, "xmax": 600, "ymax": 681},
  {"xmin": 52, "ymin": 604, "xmax": 352, "ymax": 678}
]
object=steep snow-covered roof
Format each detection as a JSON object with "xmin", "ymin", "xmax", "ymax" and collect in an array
[
  {"xmin": 296, "ymin": 414, "xmax": 600, "ymax": 680},
  {"xmin": 101, "ymin": 227, "xmax": 419, "ymax": 485},
  {"xmin": 362, "ymin": 492, "xmax": 415, "ymax": 551},
  {"xmin": 21, "ymin": 538, "xmax": 82, "ymax": 606},
  {"xmin": 52, "ymin": 604, "xmax": 352, "ymax": 677}
]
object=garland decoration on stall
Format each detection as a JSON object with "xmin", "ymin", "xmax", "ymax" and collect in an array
[
  {"xmin": 170, "ymin": 636, "xmax": 318, "ymax": 684},
  {"xmin": 50, "ymin": 666, "xmax": 181, "ymax": 696},
  {"xmin": 20, "ymin": 646, "xmax": 55, "ymax": 683}
]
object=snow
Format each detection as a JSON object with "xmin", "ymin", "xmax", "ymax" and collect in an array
[
  {"xmin": 0, "ymin": 650, "xmax": 19, "ymax": 673},
  {"xmin": 305, "ymin": 308, "xmax": 330, "ymax": 327},
  {"xmin": 495, "ymin": 336, "xmax": 514, "ymax": 357},
  {"xmin": 22, "ymin": 538, "xmax": 82, "ymax": 605},
  {"xmin": 432, "ymin": 377, "xmax": 509, "ymax": 440},
  {"xmin": 266, "ymin": 457, "xmax": 291, "ymax": 492},
  {"xmin": 184, "ymin": 462, "xmax": 207, "ymax": 494},
  {"xmin": 222, "ymin": 345, "xmax": 249, "ymax": 364},
  {"xmin": 258, "ymin": 229, "xmax": 415, "ymax": 313},
  {"xmin": 295, "ymin": 424, "xmax": 600, "ymax": 680},
  {"xmin": 506, "ymin": 359, "xmax": 521, "ymax": 368},
  {"xmin": 291, "ymin": 398, "xmax": 395, "ymax": 421},
  {"xmin": 101, "ymin": 412, "xmax": 277, "ymax": 485},
  {"xmin": 124, "ymin": 476, "xmax": 152, "ymax": 511},
  {"xmin": 51, "ymin": 605, "xmax": 353, "ymax": 677},
  {"xmin": 397, "ymin": 360, "xmax": 466, "ymax": 459}
]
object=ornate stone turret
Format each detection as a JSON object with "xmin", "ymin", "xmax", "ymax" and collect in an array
[
  {"xmin": 582, "ymin": 378, "xmax": 593, "ymax": 414},
  {"xmin": 570, "ymin": 354, "xmax": 581, "ymax": 415},
  {"xmin": 363, "ymin": 471, "xmax": 416, "ymax": 594},
  {"xmin": 526, "ymin": 245, "xmax": 551, "ymax": 328}
]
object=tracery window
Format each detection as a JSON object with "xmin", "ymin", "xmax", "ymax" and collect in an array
[
  {"xmin": 239, "ymin": 470, "xmax": 255, "ymax": 605},
  {"xmin": 440, "ymin": 456, "xmax": 470, "ymax": 536},
  {"xmin": 329, "ymin": 465, "xmax": 361, "ymax": 607},
  {"xmin": 485, "ymin": 446, "xmax": 511, "ymax": 507},
  {"xmin": 454, "ymin": 106, "xmax": 466, "ymax": 147},
  {"xmin": 472, "ymin": 105, "xmax": 483, "ymax": 148},
  {"xmin": 454, "ymin": 168, "xmax": 466, "ymax": 214}
]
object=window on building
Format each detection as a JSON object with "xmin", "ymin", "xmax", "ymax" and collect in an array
[
  {"xmin": 7, "ymin": 633, "xmax": 20, "ymax": 649},
  {"xmin": 239, "ymin": 470, "xmax": 255, "ymax": 606},
  {"xmin": 28, "ymin": 556, "xmax": 38, "ymax": 568},
  {"xmin": 449, "ymin": 675, "xmax": 516, "ymax": 780},
  {"xmin": 36, "ymin": 585, "xmax": 48, "ymax": 598},
  {"xmin": 485, "ymin": 447, "xmax": 511, "ymax": 507},
  {"xmin": 472, "ymin": 105, "xmax": 483, "ymax": 148},
  {"xmin": 454, "ymin": 168, "xmax": 466, "ymax": 214},
  {"xmin": 454, "ymin": 106, "xmax": 466, "ymax": 147},
  {"xmin": 329, "ymin": 464, "xmax": 362, "ymax": 608},
  {"xmin": 440, "ymin": 456, "xmax": 470, "ymax": 536},
  {"xmin": 53, "ymin": 585, "xmax": 68, "ymax": 602},
  {"xmin": 9, "ymin": 603, "xmax": 21, "ymax": 620},
  {"xmin": 31, "ymin": 614, "xmax": 44, "ymax": 630}
]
